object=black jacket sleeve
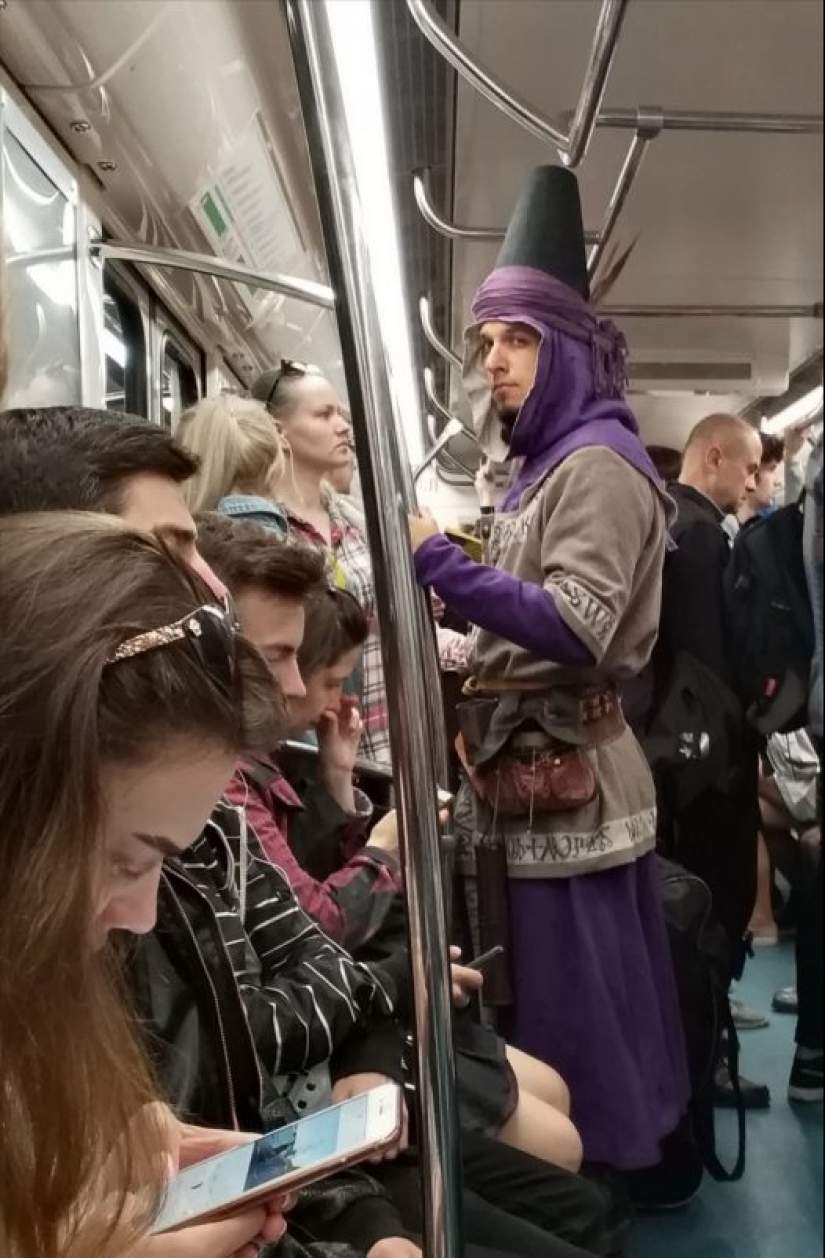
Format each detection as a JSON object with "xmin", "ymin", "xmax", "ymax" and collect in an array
[{"xmin": 659, "ymin": 516, "xmax": 731, "ymax": 683}]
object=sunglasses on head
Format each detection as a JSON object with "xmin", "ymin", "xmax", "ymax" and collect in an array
[
  {"xmin": 265, "ymin": 358, "xmax": 321, "ymax": 410},
  {"xmin": 106, "ymin": 602, "xmax": 238, "ymax": 695}
]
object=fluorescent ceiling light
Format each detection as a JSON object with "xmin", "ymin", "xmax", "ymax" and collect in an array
[
  {"xmin": 325, "ymin": 0, "xmax": 424, "ymax": 466},
  {"xmin": 761, "ymin": 385, "xmax": 824, "ymax": 434}
]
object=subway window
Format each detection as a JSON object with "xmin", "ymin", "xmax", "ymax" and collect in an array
[
  {"xmin": 103, "ymin": 271, "xmax": 147, "ymax": 417},
  {"xmin": 161, "ymin": 336, "xmax": 200, "ymax": 430}
]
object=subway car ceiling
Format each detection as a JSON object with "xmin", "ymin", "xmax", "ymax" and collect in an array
[{"xmin": 0, "ymin": 0, "xmax": 822, "ymax": 477}]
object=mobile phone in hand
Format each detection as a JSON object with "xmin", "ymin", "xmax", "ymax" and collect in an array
[
  {"xmin": 152, "ymin": 1085, "xmax": 402, "ymax": 1233},
  {"xmin": 466, "ymin": 945, "xmax": 505, "ymax": 972}
]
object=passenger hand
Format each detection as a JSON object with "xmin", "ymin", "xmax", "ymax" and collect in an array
[
  {"xmin": 408, "ymin": 510, "xmax": 440, "ymax": 553},
  {"xmin": 318, "ymin": 698, "xmax": 363, "ymax": 778},
  {"xmin": 130, "ymin": 1207, "xmax": 286, "ymax": 1258},
  {"xmin": 450, "ymin": 946, "xmax": 484, "ymax": 1009},
  {"xmin": 369, "ymin": 809, "xmax": 400, "ymax": 853},
  {"xmin": 331, "ymin": 1074, "xmax": 409, "ymax": 1160},
  {"xmin": 369, "ymin": 803, "xmax": 452, "ymax": 854},
  {"xmin": 318, "ymin": 698, "xmax": 362, "ymax": 812},
  {"xmin": 784, "ymin": 425, "xmax": 808, "ymax": 459},
  {"xmin": 367, "ymin": 1240, "xmax": 423, "ymax": 1258}
]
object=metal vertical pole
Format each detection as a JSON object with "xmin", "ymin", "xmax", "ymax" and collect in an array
[{"xmin": 283, "ymin": 4, "xmax": 463, "ymax": 1256}]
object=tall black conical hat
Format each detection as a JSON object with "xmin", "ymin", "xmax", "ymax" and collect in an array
[{"xmin": 495, "ymin": 165, "xmax": 590, "ymax": 300}]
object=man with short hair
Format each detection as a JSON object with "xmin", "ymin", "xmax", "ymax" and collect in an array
[
  {"xmin": 739, "ymin": 432, "xmax": 785, "ymax": 525},
  {"xmin": 652, "ymin": 413, "xmax": 770, "ymax": 1102}
]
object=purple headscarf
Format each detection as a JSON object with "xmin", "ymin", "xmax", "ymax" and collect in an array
[{"xmin": 464, "ymin": 265, "xmax": 664, "ymax": 511}]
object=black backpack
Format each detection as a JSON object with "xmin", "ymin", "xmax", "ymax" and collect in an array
[
  {"xmin": 723, "ymin": 501, "xmax": 814, "ymax": 735},
  {"xmin": 628, "ymin": 859, "xmax": 746, "ymax": 1209}
]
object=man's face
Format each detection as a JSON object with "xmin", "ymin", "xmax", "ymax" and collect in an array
[
  {"xmin": 478, "ymin": 321, "xmax": 541, "ymax": 443},
  {"xmin": 118, "ymin": 472, "xmax": 227, "ymax": 599},
  {"xmin": 233, "ymin": 587, "xmax": 306, "ymax": 702},
  {"xmin": 709, "ymin": 431, "xmax": 764, "ymax": 515},
  {"xmin": 287, "ymin": 646, "xmax": 363, "ymax": 734},
  {"xmin": 748, "ymin": 460, "xmax": 781, "ymax": 511}
]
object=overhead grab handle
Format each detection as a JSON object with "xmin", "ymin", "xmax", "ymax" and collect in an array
[
  {"xmin": 407, "ymin": 0, "xmax": 629, "ymax": 167},
  {"xmin": 420, "ymin": 294, "xmax": 463, "ymax": 373},
  {"xmin": 414, "ymin": 169, "xmax": 601, "ymax": 245}
]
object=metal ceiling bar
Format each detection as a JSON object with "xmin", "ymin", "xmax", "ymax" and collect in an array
[
  {"xmin": 583, "ymin": 107, "xmax": 824, "ymax": 135},
  {"xmin": 607, "ymin": 303, "xmax": 824, "ymax": 318},
  {"xmin": 420, "ymin": 294, "xmax": 463, "ymax": 372},
  {"xmin": 587, "ymin": 114, "xmax": 662, "ymax": 279},
  {"xmin": 406, "ymin": 0, "xmax": 627, "ymax": 165},
  {"xmin": 284, "ymin": 5, "xmax": 463, "ymax": 1257},
  {"xmin": 413, "ymin": 168, "xmax": 601, "ymax": 245},
  {"xmin": 93, "ymin": 241, "xmax": 336, "ymax": 310}
]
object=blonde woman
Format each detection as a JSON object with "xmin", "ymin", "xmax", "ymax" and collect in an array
[
  {"xmin": 176, "ymin": 394, "xmax": 287, "ymax": 533},
  {"xmin": 251, "ymin": 361, "xmax": 391, "ymax": 766}
]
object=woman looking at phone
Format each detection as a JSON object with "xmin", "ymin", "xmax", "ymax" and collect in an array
[{"xmin": 0, "ymin": 512, "xmax": 286, "ymax": 1258}]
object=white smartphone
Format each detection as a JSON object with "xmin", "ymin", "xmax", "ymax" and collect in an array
[{"xmin": 152, "ymin": 1083, "xmax": 402, "ymax": 1234}]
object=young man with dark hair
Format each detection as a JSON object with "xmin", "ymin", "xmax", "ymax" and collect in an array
[
  {"xmin": 196, "ymin": 510, "xmax": 402, "ymax": 953},
  {"xmin": 739, "ymin": 431, "xmax": 786, "ymax": 524}
]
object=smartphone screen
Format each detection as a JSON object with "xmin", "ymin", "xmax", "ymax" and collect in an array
[{"xmin": 152, "ymin": 1085, "xmax": 400, "ymax": 1233}]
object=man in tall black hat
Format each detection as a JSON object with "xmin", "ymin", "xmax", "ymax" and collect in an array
[{"xmin": 408, "ymin": 167, "xmax": 689, "ymax": 1177}]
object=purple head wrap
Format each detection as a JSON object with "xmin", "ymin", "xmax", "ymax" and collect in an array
[{"xmin": 465, "ymin": 265, "xmax": 665, "ymax": 511}]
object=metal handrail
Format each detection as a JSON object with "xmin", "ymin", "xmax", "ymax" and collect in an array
[
  {"xmin": 284, "ymin": 4, "xmax": 463, "ymax": 1256},
  {"xmin": 610, "ymin": 303, "xmax": 824, "ymax": 319},
  {"xmin": 588, "ymin": 112, "xmax": 663, "ymax": 279},
  {"xmin": 424, "ymin": 365, "xmax": 475, "ymax": 439},
  {"xmin": 414, "ymin": 171, "xmax": 506, "ymax": 241},
  {"xmin": 7, "ymin": 245, "xmax": 77, "ymax": 267},
  {"xmin": 414, "ymin": 416, "xmax": 466, "ymax": 483},
  {"xmin": 577, "ymin": 107, "xmax": 824, "ymax": 135},
  {"xmin": 93, "ymin": 241, "xmax": 336, "ymax": 309},
  {"xmin": 407, "ymin": 0, "xmax": 627, "ymax": 165},
  {"xmin": 420, "ymin": 294, "xmax": 463, "ymax": 372},
  {"xmin": 413, "ymin": 168, "xmax": 601, "ymax": 245},
  {"xmin": 564, "ymin": 0, "xmax": 631, "ymax": 167}
]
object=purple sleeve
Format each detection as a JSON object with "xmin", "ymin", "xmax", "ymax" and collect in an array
[{"xmin": 414, "ymin": 533, "xmax": 593, "ymax": 665}]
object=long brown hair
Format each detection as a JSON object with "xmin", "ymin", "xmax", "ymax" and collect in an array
[{"xmin": 0, "ymin": 512, "xmax": 282, "ymax": 1258}]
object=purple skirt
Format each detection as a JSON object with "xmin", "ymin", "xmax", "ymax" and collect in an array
[{"xmin": 500, "ymin": 852, "xmax": 690, "ymax": 1170}]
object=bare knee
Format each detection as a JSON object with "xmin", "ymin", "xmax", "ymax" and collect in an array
[
  {"xmin": 500, "ymin": 1096, "xmax": 584, "ymax": 1173},
  {"xmin": 506, "ymin": 1044, "xmax": 571, "ymax": 1115}
]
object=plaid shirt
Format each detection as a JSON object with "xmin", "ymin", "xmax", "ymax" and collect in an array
[{"xmin": 281, "ymin": 494, "xmax": 392, "ymax": 766}]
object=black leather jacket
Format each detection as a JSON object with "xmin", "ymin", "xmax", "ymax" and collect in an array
[{"xmin": 126, "ymin": 802, "xmax": 412, "ymax": 1254}]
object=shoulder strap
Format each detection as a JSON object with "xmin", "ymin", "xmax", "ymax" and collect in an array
[{"xmin": 702, "ymin": 1003, "xmax": 747, "ymax": 1182}]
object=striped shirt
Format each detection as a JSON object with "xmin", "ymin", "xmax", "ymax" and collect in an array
[{"xmin": 176, "ymin": 802, "xmax": 401, "ymax": 1080}]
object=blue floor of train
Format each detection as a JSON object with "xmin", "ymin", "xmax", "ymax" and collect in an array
[{"xmin": 629, "ymin": 942, "xmax": 823, "ymax": 1258}]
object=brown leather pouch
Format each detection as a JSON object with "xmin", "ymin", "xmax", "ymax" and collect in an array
[{"xmin": 458, "ymin": 730, "xmax": 597, "ymax": 817}]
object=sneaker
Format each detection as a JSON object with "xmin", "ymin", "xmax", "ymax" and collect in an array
[
  {"xmin": 730, "ymin": 998, "xmax": 770, "ymax": 1031},
  {"xmin": 772, "ymin": 985, "xmax": 799, "ymax": 1016},
  {"xmin": 789, "ymin": 1049, "xmax": 824, "ymax": 1103}
]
